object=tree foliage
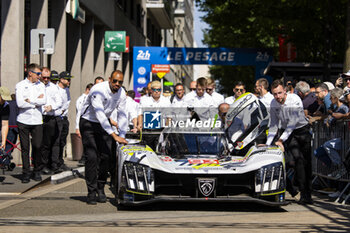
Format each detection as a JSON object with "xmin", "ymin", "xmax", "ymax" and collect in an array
[{"xmin": 196, "ymin": 0, "xmax": 348, "ymax": 95}]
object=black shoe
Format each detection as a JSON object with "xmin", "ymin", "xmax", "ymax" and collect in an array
[
  {"xmin": 289, "ymin": 189, "xmax": 299, "ymax": 198},
  {"xmin": 87, "ymin": 193, "xmax": 97, "ymax": 205},
  {"xmin": 78, "ymin": 158, "xmax": 86, "ymax": 166},
  {"xmin": 41, "ymin": 167, "xmax": 52, "ymax": 175},
  {"xmin": 298, "ymin": 192, "xmax": 313, "ymax": 205},
  {"xmin": 21, "ymin": 174, "xmax": 30, "ymax": 183},
  {"xmin": 97, "ymin": 190, "xmax": 107, "ymax": 203},
  {"xmin": 32, "ymin": 172, "xmax": 42, "ymax": 182},
  {"xmin": 51, "ymin": 166, "xmax": 61, "ymax": 174},
  {"xmin": 59, "ymin": 164, "xmax": 70, "ymax": 171}
]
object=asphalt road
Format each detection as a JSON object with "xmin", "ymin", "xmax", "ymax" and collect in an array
[{"xmin": 0, "ymin": 178, "xmax": 349, "ymax": 232}]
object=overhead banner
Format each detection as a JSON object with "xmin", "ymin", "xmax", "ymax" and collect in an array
[{"xmin": 133, "ymin": 47, "xmax": 272, "ymax": 101}]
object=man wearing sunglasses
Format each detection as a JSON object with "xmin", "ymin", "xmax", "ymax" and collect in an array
[
  {"xmin": 189, "ymin": 81, "xmax": 197, "ymax": 92},
  {"xmin": 206, "ymin": 78, "xmax": 224, "ymax": 107},
  {"xmin": 183, "ymin": 77, "xmax": 216, "ymax": 121},
  {"xmin": 39, "ymin": 68, "xmax": 63, "ymax": 175},
  {"xmin": 80, "ymin": 70, "xmax": 128, "ymax": 205},
  {"xmin": 224, "ymin": 81, "xmax": 246, "ymax": 105},
  {"xmin": 16, "ymin": 63, "xmax": 47, "ymax": 183}
]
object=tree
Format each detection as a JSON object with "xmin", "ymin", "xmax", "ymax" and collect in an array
[{"xmin": 196, "ymin": 0, "xmax": 347, "ymax": 94}]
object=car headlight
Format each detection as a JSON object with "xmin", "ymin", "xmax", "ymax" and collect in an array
[
  {"xmin": 122, "ymin": 162, "xmax": 154, "ymax": 194},
  {"xmin": 255, "ymin": 162, "xmax": 285, "ymax": 194}
]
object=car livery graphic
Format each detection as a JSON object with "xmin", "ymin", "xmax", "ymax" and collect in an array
[{"xmin": 115, "ymin": 93, "xmax": 288, "ymax": 207}]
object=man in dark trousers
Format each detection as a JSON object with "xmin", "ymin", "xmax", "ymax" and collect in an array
[
  {"xmin": 266, "ymin": 79, "xmax": 313, "ymax": 204},
  {"xmin": 15, "ymin": 63, "xmax": 46, "ymax": 183},
  {"xmin": 80, "ymin": 70, "xmax": 128, "ymax": 205}
]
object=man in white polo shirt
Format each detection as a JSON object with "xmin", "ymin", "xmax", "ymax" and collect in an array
[
  {"xmin": 80, "ymin": 70, "xmax": 128, "ymax": 205},
  {"xmin": 183, "ymin": 77, "xmax": 216, "ymax": 121},
  {"xmin": 16, "ymin": 63, "xmax": 46, "ymax": 183},
  {"xmin": 266, "ymin": 79, "xmax": 312, "ymax": 205},
  {"xmin": 206, "ymin": 77, "xmax": 224, "ymax": 107}
]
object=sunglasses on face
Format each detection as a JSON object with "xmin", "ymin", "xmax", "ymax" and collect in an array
[
  {"xmin": 30, "ymin": 71, "xmax": 42, "ymax": 76},
  {"xmin": 206, "ymin": 88, "xmax": 213, "ymax": 92},
  {"xmin": 42, "ymin": 76, "xmax": 50, "ymax": 79},
  {"xmin": 190, "ymin": 88, "xmax": 196, "ymax": 91},
  {"xmin": 220, "ymin": 112, "xmax": 227, "ymax": 117},
  {"xmin": 152, "ymin": 88, "xmax": 161, "ymax": 92},
  {"xmin": 175, "ymin": 89, "xmax": 183, "ymax": 92},
  {"xmin": 235, "ymin": 88, "xmax": 244, "ymax": 92},
  {"xmin": 112, "ymin": 79, "xmax": 123, "ymax": 84}
]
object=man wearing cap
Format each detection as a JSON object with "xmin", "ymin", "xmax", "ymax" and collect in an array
[
  {"xmin": 79, "ymin": 70, "xmax": 128, "ymax": 205},
  {"xmin": 51, "ymin": 71, "xmax": 72, "ymax": 172},
  {"xmin": 16, "ymin": 63, "xmax": 46, "ymax": 183},
  {"xmin": 40, "ymin": 68, "xmax": 63, "ymax": 174},
  {"xmin": 50, "ymin": 70, "xmax": 60, "ymax": 84},
  {"xmin": 0, "ymin": 86, "xmax": 11, "ymax": 151}
]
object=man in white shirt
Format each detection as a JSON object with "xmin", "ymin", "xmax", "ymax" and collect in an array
[
  {"xmin": 52, "ymin": 71, "xmax": 72, "ymax": 173},
  {"xmin": 75, "ymin": 83, "xmax": 93, "ymax": 138},
  {"xmin": 40, "ymin": 68, "xmax": 63, "ymax": 175},
  {"xmin": 170, "ymin": 83, "xmax": 185, "ymax": 105},
  {"xmin": 224, "ymin": 81, "xmax": 246, "ymax": 105},
  {"xmin": 75, "ymin": 83, "xmax": 93, "ymax": 166},
  {"xmin": 265, "ymin": 79, "xmax": 312, "ymax": 205},
  {"xmin": 80, "ymin": 70, "xmax": 128, "ymax": 205},
  {"xmin": 255, "ymin": 78, "xmax": 274, "ymax": 109},
  {"xmin": 206, "ymin": 77, "xmax": 224, "ymax": 107},
  {"xmin": 16, "ymin": 63, "xmax": 46, "ymax": 183},
  {"xmin": 126, "ymin": 90, "xmax": 141, "ymax": 133},
  {"xmin": 183, "ymin": 77, "xmax": 216, "ymax": 121},
  {"xmin": 140, "ymin": 81, "xmax": 170, "ymax": 149},
  {"xmin": 140, "ymin": 82, "xmax": 152, "ymax": 104}
]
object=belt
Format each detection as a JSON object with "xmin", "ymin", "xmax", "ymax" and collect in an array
[{"xmin": 56, "ymin": 116, "xmax": 68, "ymax": 120}]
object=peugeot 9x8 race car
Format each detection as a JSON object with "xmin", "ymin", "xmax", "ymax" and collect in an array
[{"xmin": 115, "ymin": 93, "xmax": 288, "ymax": 207}]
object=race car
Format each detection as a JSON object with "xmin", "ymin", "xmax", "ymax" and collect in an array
[{"xmin": 115, "ymin": 93, "xmax": 288, "ymax": 207}]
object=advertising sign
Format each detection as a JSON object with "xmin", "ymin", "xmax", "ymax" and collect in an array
[{"xmin": 133, "ymin": 47, "xmax": 272, "ymax": 101}]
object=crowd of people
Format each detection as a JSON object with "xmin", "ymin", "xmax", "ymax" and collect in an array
[{"xmin": 1, "ymin": 63, "xmax": 350, "ymax": 205}]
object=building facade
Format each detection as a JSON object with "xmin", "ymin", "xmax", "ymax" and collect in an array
[{"xmin": 0, "ymin": 0, "xmax": 194, "ymax": 160}]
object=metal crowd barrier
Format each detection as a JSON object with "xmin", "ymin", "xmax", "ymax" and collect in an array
[{"xmin": 311, "ymin": 120, "xmax": 350, "ymax": 204}]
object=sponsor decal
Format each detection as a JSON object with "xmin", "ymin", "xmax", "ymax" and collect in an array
[
  {"xmin": 137, "ymin": 77, "xmax": 147, "ymax": 84},
  {"xmin": 138, "ymin": 66, "xmax": 146, "ymax": 75},
  {"xmin": 136, "ymin": 50, "xmax": 150, "ymax": 60},
  {"xmin": 123, "ymin": 193, "xmax": 134, "ymax": 202},
  {"xmin": 198, "ymin": 178, "xmax": 216, "ymax": 197},
  {"xmin": 160, "ymin": 156, "xmax": 173, "ymax": 162},
  {"xmin": 192, "ymin": 164, "xmax": 221, "ymax": 169},
  {"xmin": 188, "ymin": 159, "xmax": 219, "ymax": 165}
]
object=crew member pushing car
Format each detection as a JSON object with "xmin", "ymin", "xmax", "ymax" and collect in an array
[
  {"xmin": 79, "ymin": 70, "xmax": 128, "ymax": 205},
  {"xmin": 266, "ymin": 79, "xmax": 313, "ymax": 205}
]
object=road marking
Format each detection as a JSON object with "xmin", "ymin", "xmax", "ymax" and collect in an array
[{"xmin": 0, "ymin": 178, "xmax": 83, "ymax": 210}]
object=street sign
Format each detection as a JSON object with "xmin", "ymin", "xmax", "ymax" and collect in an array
[
  {"xmin": 109, "ymin": 52, "xmax": 121, "ymax": 61},
  {"xmin": 30, "ymin": 28, "xmax": 55, "ymax": 55},
  {"xmin": 104, "ymin": 31, "xmax": 126, "ymax": 52}
]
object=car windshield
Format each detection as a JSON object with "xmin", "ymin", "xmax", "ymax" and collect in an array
[{"xmin": 158, "ymin": 131, "xmax": 227, "ymax": 157}]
